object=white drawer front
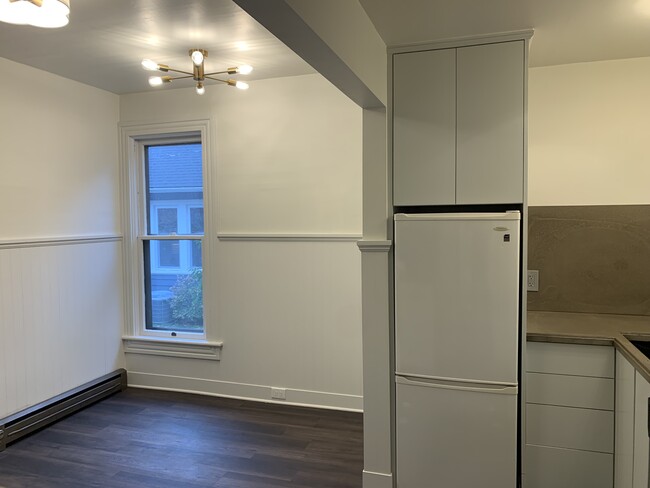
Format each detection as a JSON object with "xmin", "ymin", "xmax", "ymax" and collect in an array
[
  {"xmin": 524, "ymin": 444, "xmax": 613, "ymax": 488},
  {"xmin": 526, "ymin": 372, "xmax": 614, "ymax": 410},
  {"xmin": 526, "ymin": 403, "xmax": 614, "ymax": 453},
  {"xmin": 527, "ymin": 342, "xmax": 614, "ymax": 378}
]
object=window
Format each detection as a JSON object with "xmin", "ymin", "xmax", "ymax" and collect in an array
[
  {"xmin": 120, "ymin": 122, "xmax": 214, "ymax": 344},
  {"xmin": 121, "ymin": 121, "xmax": 221, "ymax": 359},
  {"xmin": 142, "ymin": 142, "xmax": 204, "ymax": 335}
]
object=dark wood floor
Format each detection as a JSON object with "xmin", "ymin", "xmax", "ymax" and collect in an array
[{"xmin": 0, "ymin": 388, "xmax": 363, "ymax": 488}]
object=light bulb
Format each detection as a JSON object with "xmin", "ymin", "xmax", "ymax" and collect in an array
[
  {"xmin": 196, "ymin": 83, "xmax": 205, "ymax": 95},
  {"xmin": 190, "ymin": 50, "xmax": 204, "ymax": 66},
  {"xmin": 148, "ymin": 76, "xmax": 163, "ymax": 87},
  {"xmin": 238, "ymin": 65, "xmax": 253, "ymax": 75},
  {"xmin": 141, "ymin": 59, "xmax": 159, "ymax": 71},
  {"xmin": 235, "ymin": 81, "xmax": 249, "ymax": 90}
]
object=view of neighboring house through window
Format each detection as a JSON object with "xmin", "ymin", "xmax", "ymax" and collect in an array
[{"xmin": 143, "ymin": 142, "xmax": 204, "ymax": 334}]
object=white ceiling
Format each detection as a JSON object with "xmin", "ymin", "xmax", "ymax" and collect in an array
[
  {"xmin": 359, "ymin": 0, "xmax": 650, "ymax": 67},
  {"xmin": 0, "ymin": 0, "xmax": 315, "ymax": 94},
  {"xmin": 1, "ymin": 0, "xmax": 650, "ymax": 95}
]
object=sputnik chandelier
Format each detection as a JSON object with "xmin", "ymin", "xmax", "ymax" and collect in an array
[{"xmin": 142, "ymin": 49, "xmax": 252, "ymax": 95}]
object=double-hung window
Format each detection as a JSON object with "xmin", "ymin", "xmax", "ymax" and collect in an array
[
  {"xmin": 143, "ymin": 141, "xmax": 204, "ymax": 336},
  {"xmin": 121, "ymin": 122, "xmax": 215, "ymax": 350}
]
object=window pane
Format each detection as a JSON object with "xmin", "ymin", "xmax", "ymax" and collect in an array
[
  {"xmin": 144, "ymin": 240, "xmax": 204, "ymax": 334},
  {"xmin": 157, "ymin": 208, "xmax": 178, "ymax": 235},
  {"xmin": 190, "ymin": 207, "xmax": 204, "ymax": 234},
  {"xmin": 158, "ymin": 240, "xmax": 180, "ymax": 267},
  {"xmin": 192, "ymin": 240, "xmax": 202, "ymax": 268},
  {"xmin": 145, "ymin": 143, "xmax": 203, "ymax": 235}
]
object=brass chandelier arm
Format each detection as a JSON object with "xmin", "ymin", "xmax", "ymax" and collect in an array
[
  {"xmin": 165, "ymin": 67, "xmax": 194, "ymax": 76},
  {"xmin": 166, "ymin": 74, "xmax": 195, "ymax": 81},
  {"xmin": 204, "ymin": 76, "xmax": 229, "ymax": 83}
]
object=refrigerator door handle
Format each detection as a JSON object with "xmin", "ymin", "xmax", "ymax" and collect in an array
[{"xmin": 396, "ymin": 374, "xmax": 518, "ymax": 395}]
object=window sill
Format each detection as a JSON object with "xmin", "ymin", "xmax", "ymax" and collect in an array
[{"xmin": 122, "ymin": 336, "xmax": 222, "ymax": 361}]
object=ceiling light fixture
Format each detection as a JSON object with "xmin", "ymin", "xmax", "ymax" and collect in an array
[
  {"xmin": 0, "ymin": 0, "xmax": 70, "ymax": 28},
  {"xmin": 142, "ymin": 49, "xmax": 252, "ymax": 95}
]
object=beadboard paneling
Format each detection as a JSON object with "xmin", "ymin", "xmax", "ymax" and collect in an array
[
  {"xmin": 0, "ymin": 239, "xmax": 124, "ymax": 418},
  {"xmin": 126, "ymin": 239, "xmax": 363, "ymax": 410}
]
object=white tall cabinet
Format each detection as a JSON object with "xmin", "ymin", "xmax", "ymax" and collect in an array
[
  {"xmin": 393, "ymin": 37, "xmax": 527, "ymax": 206},
  {"xmin": 390, "ymin": 31, "xmax": 531, "ymax": 488}
]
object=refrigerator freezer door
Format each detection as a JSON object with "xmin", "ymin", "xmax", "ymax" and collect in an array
[
  {"xmin": 396, "ymin": 375, "xmax": 518, "ymax": 488},
  {"xmin": 394, "ymin": 212, "xmax": 520, "ymax": 384}
]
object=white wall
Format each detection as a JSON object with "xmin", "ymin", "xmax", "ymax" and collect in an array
[
  {"xmin": 529, "ymin": 57, "xmax": 650, "ymax": 206},
  {"xmin": 0, "ymin": 58, "xmax": 123, "ymax": 418},
  {"xmin": 120, "ymin": 74, "xmax": 364, "ymax": 410},
  {"xmin": 0, "ymin": 58, "xmax": 120, "ymax": 240}
]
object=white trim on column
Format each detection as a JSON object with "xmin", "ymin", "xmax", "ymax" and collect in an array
[
  {"xmin": 362, "ymin": 470, "xmax": 394, "ymax": 488},
  {"xmin": 357, "ymin": 240, "xmax": 392, "ymax": 252}
]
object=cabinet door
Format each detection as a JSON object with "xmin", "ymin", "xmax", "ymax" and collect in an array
[
  {"xmin": 633, "ymin": 371, "xmax": 650, "ymax": 488},
  {"xmin": 393, "ymin": 49, "xmax": 456, "ymax": 206},
  {"xmin": 525, "ymin": 445, "xmax": 613, "ymax": 488},
  {"xmin": 615, "ymin": 352, "xmax": 635, "ymax": 488},
  {"xmin": 456, "ymin": 41, "xmax": 524, "ymax": 204}
]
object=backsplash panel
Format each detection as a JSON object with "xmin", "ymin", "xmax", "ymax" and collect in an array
[{"xmin": 528, "ymin": 205, "xmax": 650, "ymax": 315}]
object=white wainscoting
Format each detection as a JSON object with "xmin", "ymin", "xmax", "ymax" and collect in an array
[
  {"xmin": 125, "ymin": 238, "xmax": 363, "ymax": 411},
  {"xmin": 0, "ymin": 237, "xmax": 125, "ymax": 418}
]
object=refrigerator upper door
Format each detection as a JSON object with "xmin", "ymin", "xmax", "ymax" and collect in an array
[{"xmin": 394, "ymin": 212, "xmax": 520, "ymax": 384}]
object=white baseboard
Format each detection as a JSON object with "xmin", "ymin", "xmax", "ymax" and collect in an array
[
  {"xmin": 363, "ymin": 470, "xmax": 393, "ymax": 488},
  {"xmin": 127, "ymin": 371, "xmax": 363, "ymax": 412}
]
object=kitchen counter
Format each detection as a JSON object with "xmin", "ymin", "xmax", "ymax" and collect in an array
[{"xmin": 528, "ymin": 310, "xmax": 650, "ymax": 383}]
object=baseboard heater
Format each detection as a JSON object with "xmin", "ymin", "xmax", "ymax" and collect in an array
[{"xmin": 0, "ymin": 369, "xmax": 127, "ymax": 451}]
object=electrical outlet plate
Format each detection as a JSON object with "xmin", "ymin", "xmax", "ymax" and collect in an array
[
  {"xmin": 527, "ymin": 270, "xmax": 539, "ymax": 292},
  {"xmin": 271, "ymin": 387, "xmax": 286, "ymax": 400}
]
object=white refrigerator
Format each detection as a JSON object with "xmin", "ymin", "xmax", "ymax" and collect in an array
[{"xmin": 394, "ymin": 212, "xmax": 521, "ymax": 487}]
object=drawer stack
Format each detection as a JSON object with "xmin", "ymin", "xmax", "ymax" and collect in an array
[{"xmin": 525, "ymin": 342, "xmax": 615, "ymax": 488}]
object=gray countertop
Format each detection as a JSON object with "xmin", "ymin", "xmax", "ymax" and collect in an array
[{"xmin": 527, "ymin": 310, "xmax": 650, "ymax": 383}]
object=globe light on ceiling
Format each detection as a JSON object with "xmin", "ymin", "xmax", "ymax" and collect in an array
[{"xmin": 0, "ymin": 0, "xmax": 70, "ymax": 28}]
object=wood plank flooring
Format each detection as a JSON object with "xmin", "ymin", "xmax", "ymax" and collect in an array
[{"xmin": 0, "ymin": 388, "xmax": 363, "ymax": 488}]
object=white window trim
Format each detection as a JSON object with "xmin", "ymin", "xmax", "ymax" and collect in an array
[{"xmin": 119, "ymin": 120, "xmax": 221, "ymax": 357}]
